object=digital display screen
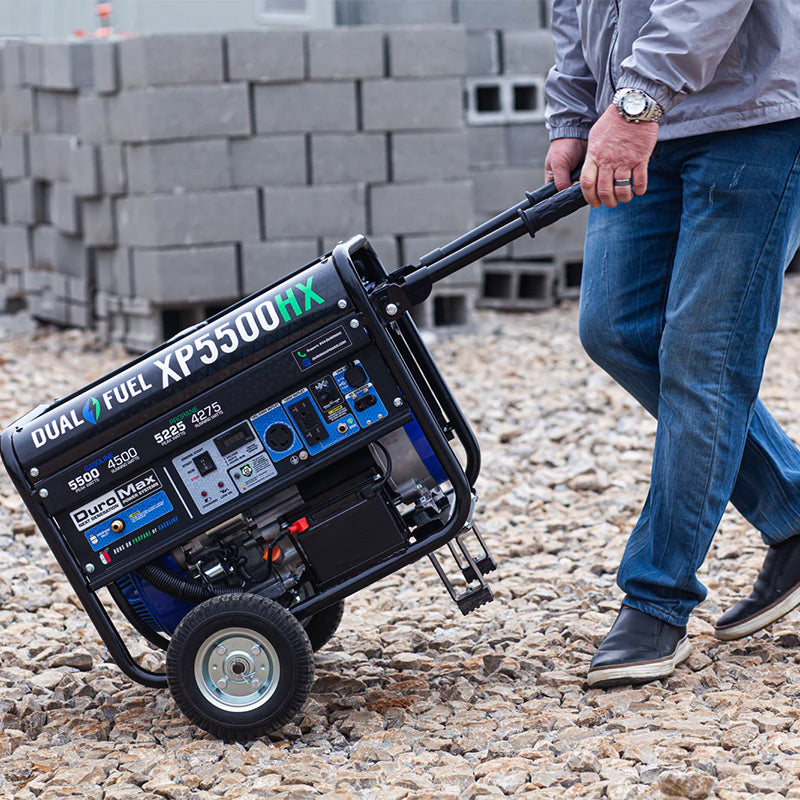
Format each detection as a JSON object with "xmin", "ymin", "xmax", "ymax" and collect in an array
[{"xmin": 214, "ymin": 423, "xmax": 255, "ymax": 457}]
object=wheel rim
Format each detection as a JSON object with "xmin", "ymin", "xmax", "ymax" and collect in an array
[{"xmin": 194, "ymin": 627, "xmax": 281, "ymax": 712}]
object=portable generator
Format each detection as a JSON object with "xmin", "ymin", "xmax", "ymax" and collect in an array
[{"xmin": 1, "ymin": 180, "xmax": 585, "ymax": 741}]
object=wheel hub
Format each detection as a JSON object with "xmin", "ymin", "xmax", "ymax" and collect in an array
[{"xmin": 195, "ymin": 628, "xmax": 280, "ymax": 712}]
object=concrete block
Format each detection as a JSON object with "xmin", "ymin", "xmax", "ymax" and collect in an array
[
  {"xmin": 370, "ymin": 180, "xmax": 472, "ymax": 235},
  {"xmin": 472, "ymin": 167, "xmax": 544, "ymax": 214},
  {"xmin": 1, "ymin": 132, "xmax": 30, "ymax": 179},
  {"xmin": 411, "ymin": 285, "xmax": 476, "ymax": 329},
  {"xmin": 2, "ymin": 225, "xmax": 33, "ymax": 269},
  {"xmin": 555, "ymin": 253, "xmax": 584, "ymax": 299},
  {"xmin": 308, "ymin": 27, "xmax": 385, "ymax": 80},
  {"xmin": 82, "ymin": 197, "xmax": 116, "ymax": 246},
  {"xmin": 91, "ymin": 39, "xmax": 119, "ymax": 94},
  {"xmin": 117, "ymin": 188, "xmax": 261, "ymax": 247},
  {"xmin": 67, "ymin": 300, "xmax": 92, "ymax": 328},
  {"xmin": 502, "ymin": 29, "xmax": 555, "ymax": 75},
  {"xmin": 77, "ymin": 94, "xmax": 112, "ymax": 143},
  {"xmin": 100, "ymin": 144, "xmax": 126, "ymax": 195},
  {"xmin": 32, "ymin": 226, "xmax": 88, "ymax": 277},
  {"xmin": 339, "ymin": 0, "xmax": 453, "ymax": 25},
  {"xmin": 41, "ymin": 40, "xmax": 94, "ymax": 90},
  {"xmin": 2, "ymin": 40, "xmax": 26, "ymax": 87},
  {"xmin": 230, "ymin": 135, "xmax": 306, "ymax": 187},
  {"xmin": 466, "ymin": 125, "xmax": 507, "ymax": 168},
  {"xmin": 456, "ymin": 0, "xmax": 541, "ymax": 30},
  {"xmin": 311, "ymin": 133, "xmax": 387, "ymax": 184},
  {"xmin": 34, "ymin": 90, "xmax": 62, "ymax": 133},
  {"xmin": 132, "ymin": 245, "xmax": 238, "ymax": 303},
  {"xmin": 124, "ymin": 309, "xmax": 163, "ymax": 353},
  {"xmin": 4, "ymin": 88, "xmax": 36, "ymax": 132},
  {"xmin": 4, "ymin": 179, "xmax": 38, "ymax": 225},
  {"xmin": 361, "ymin": 79, "xmax": 462, "ymax": 131},
  {"xmin": 466, "ymin": 75, "xmax": 546, "ymax": 125},
  {"xmin": 478, "ymin": 261, "xmax": 556, "ymax": 311},
  {"xmin": 226, "ymin": 30, "xmax": 305, "ymax": 83},
  {"xmin": 110, "ymin": 84, "xmax": 250, "ymax": 142},
  {"xmin": 242, "ymin": 239, "xmax": 320, "ymax": 295},
  {"xmin": 95, "ymin": 247, "xmax": 132, "ymax": 295},
  {"xmin": 254, "ymin": 82, "xmax": 358, "ymax": 134},
  {"xmin": 29, "ymin": 134, "xmax": 73, "ymax": 182},
  {"xmin": 505, "ymin": 122, "xmax": 551, "ymax": 166},
  {"xmin": 51, "ymin": 182, "xmax": 81, "ymax": 235},
  {"xmin": 23, "ymin": 41, "xmax": 44, "ymax": 87},
  {"xmin": 66, "ymin": 274, "xmax": 91, "ymax": 304},
  {"xmin": 391, "ymin": 131, "xmax": 468, "ymax": 181},
  {"xmin": 388, "ymin": 25, "xmax": 467, "ymax": 78},
  {"xmin": 119, "ymin": 33, "xmax": 224, "ymax": 88},
  {"xmin": 263, "ymin": 184, "xmax": 366, "ymax": 239},
  {"xmin": 126, "ymin": 139, "xmax": 230, "ymax": 194},
  {"xmin": 467, "ymin": 31, "xmax": 500, "ymax": 76},
  {"xmin": 69, "ymin": 140, "xmax": 101, "ymax": 198}
]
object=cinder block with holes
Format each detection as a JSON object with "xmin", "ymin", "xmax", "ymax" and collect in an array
[
  {"xmin": 554, "ymin": 253, "xmax": 584, "ymax": 299},
  {"xmin": 361, "ymin": 78, "xmax": 462, "ymax": 131},
  {"xmin": 132, "ymin": 245, "xmax": 239, "ymax": 304},
  {"xmin": 478, "ymin": 260, "xmax": 556, "ymax": 310},
  {"xmin": 410, "ymin": 286, "xmax": 477, "ymax": 330},
  {"xmin": 308, "ymin": 27, "xmax": 385, "ymax": 80},
  {"xmin": 465, "ymin": 75, "xmax": 546, "ymax": 125},
  {"xmin": 119, "ymin": 34, "xmax": 224, "ymax": 88},
  {"xmin": 254, "ymin": 82, "xmax": 358, "ymax": 134},
  {"xmin": 226, "ymin": 30, "xmax": 305, "ymax": 83},
  {"xmin": 387, "ymin": 25, "xmax": 466, "ymax": 78},
  {"xmin": 242, "ymin": 239, "xmax": 321, "ymax": 295},
  {"xmin": 311, "ymin": 132, "xmax": 387, "ymax": 184}
]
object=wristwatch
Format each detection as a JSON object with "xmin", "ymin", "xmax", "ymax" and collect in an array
[{"xmin": 612, "ymin": 88, "xmax": 664, "ymax": 123}]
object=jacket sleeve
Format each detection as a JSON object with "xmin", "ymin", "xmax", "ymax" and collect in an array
[
  {"xmin": 544, "ymin": 0, "xmax": 598, "ymax": 140},
  {"xmin": 619, "ymin": 0, "xmax": 754, "ymax": 113}
]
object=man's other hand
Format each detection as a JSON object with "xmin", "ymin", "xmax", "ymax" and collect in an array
[
  {"xmin": 581, "ymin": 104, "xmax": 658, "ymax": 208},
  {"xmin": 545, "ymin": 138, "xmax": 588, "ymax": 191}
]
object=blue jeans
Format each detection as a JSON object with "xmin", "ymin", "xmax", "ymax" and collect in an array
[{"xmin": 580, "ymin": 118, "xmax": 800, "ymax": 626}]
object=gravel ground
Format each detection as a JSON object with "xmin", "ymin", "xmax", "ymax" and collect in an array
[{"xmin": 3, "ymin": 280, "xmax": 800, "ymax": 800}]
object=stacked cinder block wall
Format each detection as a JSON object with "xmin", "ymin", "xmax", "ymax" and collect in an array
[{"xmin": 0, "ymin": 26, "xmax": 478, "ymax": 351}]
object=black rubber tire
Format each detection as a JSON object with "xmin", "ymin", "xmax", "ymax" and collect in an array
[
  {"xmin": 301, "ymin": 600, "xmax": 345, "ymax": 652},
  {"xmin": 165, "ymin": 593, "xmax": 314, "ymax": 742}
]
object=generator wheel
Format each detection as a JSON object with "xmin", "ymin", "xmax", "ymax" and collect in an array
[
  {"xmin": 301, "ymin": 600, "xmax": 345, "ymax": 652},
  {"xmin": 165, "ymin": 593, "xmax": 313, "ymax": 741}
]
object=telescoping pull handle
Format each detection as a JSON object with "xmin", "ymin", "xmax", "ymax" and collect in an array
[{"xmin": 372, "ymin": 175, "xmax": 588, "ymax": 317}]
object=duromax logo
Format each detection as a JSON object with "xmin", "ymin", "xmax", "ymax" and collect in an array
[{"xmin": 83, "ymin": 397, "xmax": 102, "ymax": 425}]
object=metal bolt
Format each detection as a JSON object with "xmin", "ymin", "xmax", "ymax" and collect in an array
[
  {"xmin": 349, "ymin": 319, "xmax": 360, "ymax": 329},
  {"xmin": 393, "ymin": 397, "xmax": 403, "ymax": 407},
  {"xmin": 250, "ymin": 678, "xmax": 261, "ymax": 688},
  {"xmin": 250, "ymin": 644, "xmax": 261, "ymax": 655},
  {"xmin": 39, "ymin": 488, "xmax": 49, "ymax": 499},
  {"xmin": 29, "ymin": 467, "xmax": 39, "ymax": 479},
  {"xmin": 85, "ymin": 563, "xmax": 95, "ymax": 574},
  {"xmin": 217, "ymin": 678, "xmax": 228, "ymax": 689},
  {"xmin": 385, "ymin": 303, "xmax": 398, "ymax": 316},
  {"xmin": 337, "ymin": 299, "xmax": 348, "ymax": 309},
  {"xmin": 216, "ymin": 644, "xmax": 227, "ymax": 655}
]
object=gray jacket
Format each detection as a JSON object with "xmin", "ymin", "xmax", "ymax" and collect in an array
[{"xmin": 545, "ymin": 0, "xmax": 800, "ymax": 140}]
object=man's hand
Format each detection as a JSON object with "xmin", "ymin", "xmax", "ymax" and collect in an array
[
  {"xmin": 581, "ymin": 104, "xmax": 658, "ymax": 208},
  {"xmin": 545, "ymin": 138, "xmax": 588, "ymax": 191}
]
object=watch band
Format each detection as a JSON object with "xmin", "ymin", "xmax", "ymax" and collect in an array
[{"xmin": 613, "ymin": 88, "xmax": 664, "ymax": 124}]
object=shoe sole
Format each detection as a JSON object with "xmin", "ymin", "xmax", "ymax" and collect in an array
[
  {"xmin": 586, "ymin": 636, "xmax": 691, "ymax": 689},
  {"xmin": 714, "ymin": 580, "xmax": 800, "ymax": 641}
]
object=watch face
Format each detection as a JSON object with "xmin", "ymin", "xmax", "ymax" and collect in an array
[{"xmin": 622, "ymin": 92, "xmax": 647, "ymax": 116}]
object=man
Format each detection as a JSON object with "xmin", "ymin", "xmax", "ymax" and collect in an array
[{"xmin": 544, "ymin": 0, "xmax": 800, "ymax": 688}]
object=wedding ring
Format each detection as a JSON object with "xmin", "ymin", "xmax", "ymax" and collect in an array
[{"xmin": 613, "ymin": 178, "xmax": 633, "ymax": 187}]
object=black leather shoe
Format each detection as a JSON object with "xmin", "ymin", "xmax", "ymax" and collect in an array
[
  {"xmin": 715, "ymin": 535, "xmax": 800, "ymax": 641},
  {"xmin": 587, "ymin": 606, "xmax": 690, "ymax": 689}
]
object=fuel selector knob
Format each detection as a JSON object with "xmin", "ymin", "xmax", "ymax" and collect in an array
[
  {"xmin": 344, "ymin": 364, "xmax": 367, "ymax": 388},
  {"xmin": 265, "ymin": 423, "xmax": 294, "ymax": 452}
]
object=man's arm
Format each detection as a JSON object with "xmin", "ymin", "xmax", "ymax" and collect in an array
[{"xmin": 582, "ymin": 0, "xmax": 754, "ymax": 208}]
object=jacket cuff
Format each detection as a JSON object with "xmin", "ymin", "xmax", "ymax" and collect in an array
[
  {"xmin": 617, "ymin": 69, "xmax": 682, "ymax": 115},
  {"xmin": 548, "ymin": 125, "xmax": 592, "ymax": 141}
]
